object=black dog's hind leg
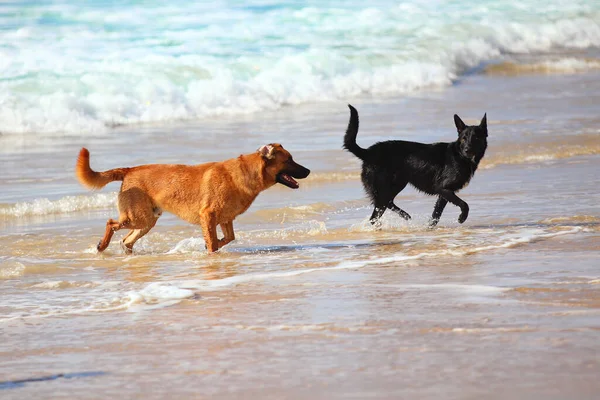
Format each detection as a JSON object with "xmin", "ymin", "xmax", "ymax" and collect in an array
[
  {"xmin": 388, "ymin": 201, "xmax": 411, "ymax": 220},
  {"xmin": 429, "ymin": 196, "xmax": 448, "ymax": 227},
  {"xmin": 369, "ymin": 201, "xmax": 410, "ymax": 226},
  {"xmin": 381, "ymin": 180, "xmax": 410, "ymax": 221},
  {"xmin": 438, "ymin": 190, "xmax": 469, "ymax": 224},
  {"xmin": 369, "ymin": 206, "xmax": 386, "ymax": 226}
]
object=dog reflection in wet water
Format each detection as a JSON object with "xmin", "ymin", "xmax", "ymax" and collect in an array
[
  {"xmin": 76, "ymin": 144, "xmax": 310, "ymax": 253},
  {"xmin": 343, "ymin": 104, "xmax": 488, "ymax": 227}
]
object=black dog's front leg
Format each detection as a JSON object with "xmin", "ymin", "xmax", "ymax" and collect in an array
[
  {"xmin": 438, "ymin": 190, "xmax": 469, "ymax": 224},
  {"xmin": 369, "ymin": 206, "xmax": 386, "ymax": 226},
  {"xmin": 429, "ymin": 196, "xmax": 448, "ymax": 227}
]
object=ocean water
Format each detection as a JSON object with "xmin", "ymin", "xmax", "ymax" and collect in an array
[
  {"xmin": 1, "ymin": 0, "xmax": 599, "ymax": 135},
  {"xmin": 1, "ymin": 1, "xmax": 600, "ymax": 398}
]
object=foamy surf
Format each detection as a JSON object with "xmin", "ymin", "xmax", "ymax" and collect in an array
[
  {"xmin": 1, "ymin": 1, "xmax": 599, "ymax": 135},
  {"xmin": 0, "ymin": 192, "xmax": 117, "ymax": 218},
  {"xmin": 0, "ymin": 288, "xmax": 138, "ymax": 322}
]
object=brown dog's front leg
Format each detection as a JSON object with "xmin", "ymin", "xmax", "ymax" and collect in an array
[
  {"xmin": 218, "ymin": 221, "xmax": 235, "ymax": 249},
  {"xmin": 200, "ymin": 211, "xmax": 219, "ymax": 253}
]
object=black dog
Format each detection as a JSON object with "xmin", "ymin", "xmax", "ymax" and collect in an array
[{"xmin": 343, "ymin": 104, "xmax": 488, "ymax": 227}]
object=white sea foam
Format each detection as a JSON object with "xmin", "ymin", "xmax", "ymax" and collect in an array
[
  {"xmin": 0, "ymin": 287, "xmax": 138, "ymax": 322},
  {"xmin": 166, "ymin": 237, "xmax": 206, "ymax": 254},
  {"xmin": 125, "ymin": 283, "xmax": 195, "ymax": 311},
  {"xmin": 131, "ymin": 282, "xmax": 195, "ymax": 302},
  {"xmin": 0, "ymin": 193, "xmax": 117, "ymax": 218},
  {"xmin": 27, "ymin": 280, "xmax": 102, "ymax": 290},
  {"xmin": 0, "ymin": 1, "xmax": 598, "ymax": 135},
  {"xmin": 0, "ymin": 261, "xmax": 26, "ymax": 279},
  {"xmin": 251, "ymin": 220, "xmax": 329, "ymax": 239},
  {"xmin": 401, "ymin": 283, "xmax": 508, "ymax": 294}
]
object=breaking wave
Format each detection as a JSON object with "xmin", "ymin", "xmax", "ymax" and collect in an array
[{"xmin": 0, "ymin": 1, "xmax": 599, "ymax": 135}]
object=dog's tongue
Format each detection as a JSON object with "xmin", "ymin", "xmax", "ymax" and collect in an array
[{"xmin": 281, "ymin": 173, "xmax": 299, "ymax": 188}]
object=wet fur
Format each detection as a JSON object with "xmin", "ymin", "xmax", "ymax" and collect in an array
[
  {"xmin": 343, "ymin": 104, "xmax": 488, "ymax": 226},
  {"xmin": 76, "ymin": 144, "xmax": 310, "ymax": 253}
]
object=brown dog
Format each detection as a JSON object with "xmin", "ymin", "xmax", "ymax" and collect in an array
[{"xmin": 76, "ymin": 144, "xmax": 310, "ymax": 253}]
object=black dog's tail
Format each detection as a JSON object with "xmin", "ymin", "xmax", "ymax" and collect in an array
[{"xmin": 343, "ymin": 104, "xmax": 369, "ymax": 161}]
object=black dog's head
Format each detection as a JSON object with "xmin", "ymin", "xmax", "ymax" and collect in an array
[
  {"xmin": 258, "ymin": 143, "xmax": 310, "ymax": 189},
  {"xmin": 454, "ymin": 114, "xmax": 488, "ymax": 164}
]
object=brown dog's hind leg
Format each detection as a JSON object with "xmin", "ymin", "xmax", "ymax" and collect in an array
[
  {"xmin": 121, "ymin": 229, "xmax": 135, "ymax": 245},
  {"xmin": 121, "ymin": 220, "xmax": 157, "ymax": 254},
  {"xmin": 218, "ymin": 221, "xmax": 235, "ymax": 249},
  {"xmin": 97, "ymin": 218, "xmax": 128, "ymax": 252},
  {"xmin": 108, "ymin": 189, "xmax": 160, "ymax": 253},
  {"xmin": 200, "ymin": 211, "xmax": 219, "ymax": 253}
]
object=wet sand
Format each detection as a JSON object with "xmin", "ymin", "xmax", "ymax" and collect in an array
[{"xmin": 1, "ymin": 70, "xmax": 600, "ymax": 399}]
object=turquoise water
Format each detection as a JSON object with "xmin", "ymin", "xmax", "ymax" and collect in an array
[{"xmin": 1, "ymin": 0, "xmax": 599, "ymax": 134}]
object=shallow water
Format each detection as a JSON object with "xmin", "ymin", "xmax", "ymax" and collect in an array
[{"xmin": 1, "ymin": 63, "xmax": 599, "ymax": 398}]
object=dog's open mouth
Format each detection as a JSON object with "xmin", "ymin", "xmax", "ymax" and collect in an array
[{"xmin": 277, "ymin": 173, "xmax": 299, "ymax": 189}]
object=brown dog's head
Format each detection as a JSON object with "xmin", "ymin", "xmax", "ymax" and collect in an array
[{"xmin": 258, "ymin": 143, "xmax": 310, "ymax": 189}]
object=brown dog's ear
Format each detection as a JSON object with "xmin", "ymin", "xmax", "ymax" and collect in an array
[
  {"xmin": 454, "ymin": 114, "xmax": 466, "ymax": 134},
  {"xmin": 258, "ymin": 144, "xmax": 275, "ymax": 159}
]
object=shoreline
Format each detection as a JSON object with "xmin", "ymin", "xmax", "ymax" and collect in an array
[{"xmin": 1, "ymin": 68, "xmax": 599, "ymax": 205}]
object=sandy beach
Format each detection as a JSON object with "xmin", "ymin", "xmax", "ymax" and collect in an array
[
  {"xmin": 1, "ymin": 63, "xmax": 600, "ymax": 398},
  {"xmin": 2, "ymin": 1, "xmax": 600, "ymax": 397}
]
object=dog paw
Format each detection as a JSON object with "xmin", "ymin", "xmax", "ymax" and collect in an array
[
  {"xmin": 370, "ymin": 219, "xmax": 383, "ymax": 230},
  {"xmin": 120, "ymin": 240, "xmax": 133, "ymax": 255},
  {"xmin": 217, "ymin": 238, "xmax": 232, "ymax": 249},
  {"xmin": 428, "ymin": 218, "xmax": 439, "ymax": 228},
  {"xmin": 458, "ymin": 213, "xmax": 468, "ymax": 224}
]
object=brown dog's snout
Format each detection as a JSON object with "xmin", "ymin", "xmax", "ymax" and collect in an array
[
  {"xmin": 276, "ymin": 159, "xmax": 310, "ymax": 189},
  {"xmin": 290, "ymin": 162, "xmax": 310, "ymax": 179}
]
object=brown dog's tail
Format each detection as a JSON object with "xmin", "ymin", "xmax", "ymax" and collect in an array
[{"xmin": 76, "ymin": 148, "xmax": 130, "ymax": 190}]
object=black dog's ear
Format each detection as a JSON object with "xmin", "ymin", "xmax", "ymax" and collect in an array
[
  {"xmin": 454, "ymin": 114, "xmax": 466, "ymax": 134},
  {"xmin": 480, "ymin": 113, "xmax": 488, "ymax": 136}
]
